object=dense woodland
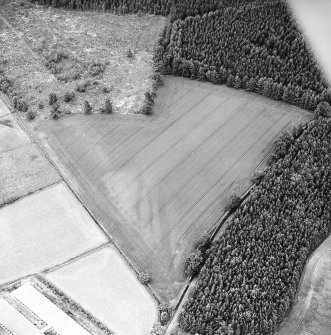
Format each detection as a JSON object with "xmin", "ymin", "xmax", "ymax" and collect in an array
[
  {"xmin": 179, "ymin": 109, "xmax": 331, "ymax": 335},
  {"xmin": 156, "ymin": 1, "xmax": 329, "ymax": 110}
]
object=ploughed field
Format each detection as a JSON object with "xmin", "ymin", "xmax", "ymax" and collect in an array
[{"xmin": 41, "ymin": 76, "xmax": 310, "ymax": 301}]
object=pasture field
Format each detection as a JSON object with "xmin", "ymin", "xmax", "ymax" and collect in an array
[
  {"xmin": 0, "ymin": 182, "xmax": 107, "ymax": 285},
  {"xmin": 40, "ymin": 76, "xmax": 311, "ymax": 302},
  {"xmin": 45, "ymin": 245, "xmax": 158, "ymax": 335},
  {"xmin": 0, "ymin": 143, "xmax": 60, "ymax": 206},
  {"xmin": 275, "ymin": 235, "xmax": 331, "ymax": 335},
  {"xmin": 0, "ymin": 0, "xmax": 166, "ymax": 121},
  {"xmin": 0, "ymin": 113, "xmax": 30, "ymax": 154}
]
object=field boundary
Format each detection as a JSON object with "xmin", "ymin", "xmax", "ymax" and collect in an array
[
  {"xmin": 43, "ymin": 242, "xmax": 111, "ymax": 274},
  {"xmin": 0, "ymin": 178, "xmax": 62, "ymax": 209}
]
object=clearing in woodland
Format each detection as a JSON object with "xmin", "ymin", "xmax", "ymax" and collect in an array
[
  {"xmin": 45, "ymin": 245, "xmax": 158, "ymax": 335},
  {"xmin": 275, "ymin": 234, "xmax": 331, "ymax": 335},
  {"xmin": 0, "ymin": 1, "xmax": 165, "ymax": 120},
  {"xmin": 40, "ymin": 76, "xmax": 311, "ymax": 302},
  {"xmin": 0, "ymin": 182, "xmax": 107, "ymax": 285}
]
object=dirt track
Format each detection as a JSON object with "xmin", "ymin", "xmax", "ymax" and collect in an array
[{"xmin": 275, "ymin": 235, "xmax": 331, "ymax": 335}]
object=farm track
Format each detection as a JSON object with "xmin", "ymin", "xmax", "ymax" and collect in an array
[
  {"xmin": 41, "ymin": 76, "xmax": 311, "ymax": 302},
  {"xmin": 275, "ymin": 236, "xmax": 331, "ymax": 335}
]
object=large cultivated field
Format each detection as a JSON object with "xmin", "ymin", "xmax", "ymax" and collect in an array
[
  {"xmin": 46, "ymin": 246, "xmax": 158, "ymax": 335},
  {"xmin": 0, "ymin": 182, "xmax": 107, "ymax": 284},
  {"xmin": 41, "ymin": 76, "xmax": 310, "ymax": 301},
  {"xmin": 276, "ymin": 235, "xmax": 331, "ymax": 335}
]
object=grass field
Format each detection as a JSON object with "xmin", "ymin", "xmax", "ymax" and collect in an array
[
  {"xmin": 46, "ymin": 246, "xmax": 158, "ymax": 335},
  {"xmin": 0, "ymin": 143, "xmax": 61, "ymax": 205},
  {"xmin": 0, "ymin": 0, "xmax": 165, "ymax": 120},
  {"xmin": 0, "ymin": 182, "xmax": 107, "ymax": 284},
  {"xmin": 40, "ymin": 76, "xmax": 311, "ymax": 302},
  {"xmin": 275, "ymin": 235, "xmax": 331, "ymax": 335}
]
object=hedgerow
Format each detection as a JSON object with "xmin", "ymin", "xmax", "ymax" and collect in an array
[{"xmin": 179, "ymin": 110, "xmax": 331, "ymax": 335}]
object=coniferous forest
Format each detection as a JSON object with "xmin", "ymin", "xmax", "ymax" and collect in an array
[{"xmin": 156, "ymin": 1, "xmax": 329, "ymax": 110}]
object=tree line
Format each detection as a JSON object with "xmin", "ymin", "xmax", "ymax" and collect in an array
[
  {"xmin": 30, "ymin": 0, "xmax": 173, "ymax": 15},
  {"xmin": 179, "ymin": 106, "xmax": 331, "ymax": 335},
  {"xmin": 30, "ymin": 0, "xmax": 267, "ymax": 19}
]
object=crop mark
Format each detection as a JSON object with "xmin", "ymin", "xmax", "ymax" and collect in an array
[{"xmin": 0, "ymin": 119, "xmax": 13, "ymax": 128}]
